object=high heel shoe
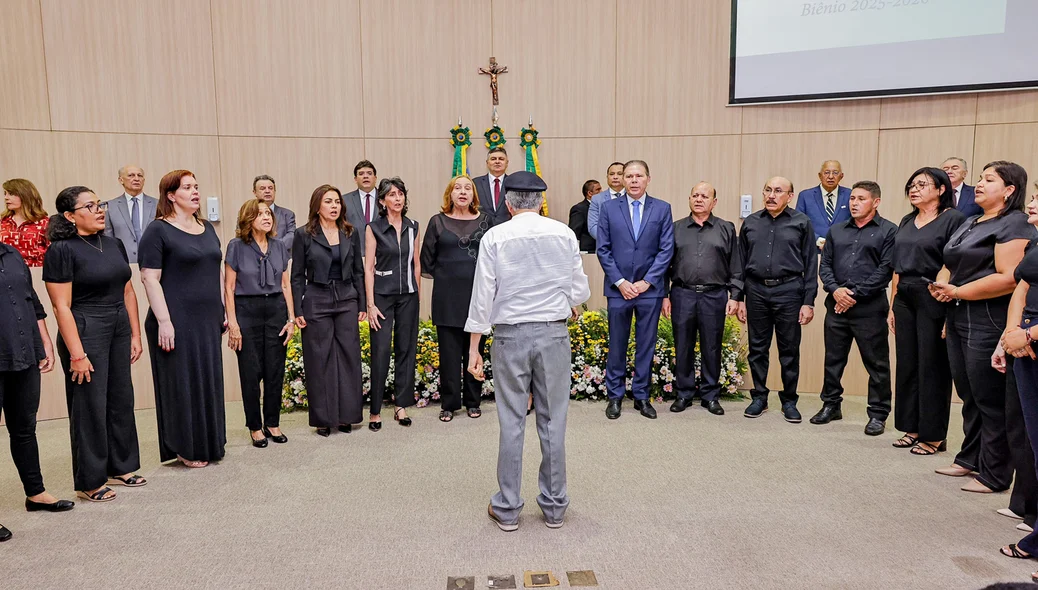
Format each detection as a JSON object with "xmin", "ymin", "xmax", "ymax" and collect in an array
[
  {"xmin": 316, "ymin": 427, "xmax": 331, "ymax": 437},
  {"xmin": 394, "ymin": 408, "xmax": 412, "ymax": 427},
  {"xmin": 250, "ymin": 430, "xmax": 268, "ymax": 448},
  {"xmin": 369, "ymin": 420, "xmax": 382, "ymax": 432},
  {"xmin": 262, "ymin": 427, "xmax": 288, "ymax": 444}
]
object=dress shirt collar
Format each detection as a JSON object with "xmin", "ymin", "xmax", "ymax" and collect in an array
[
  {"xmin": 687, "ymin": 213, "xmax": 715, "ymax": 228},
  {"xmin": 610, "ymin": 188, "xmax": 625, "ymax": 199},
  {"xmin": 626, "ymin": 194, "xmax": 646, "ymax": 207},
  {"xmin": 819, "ymin": 184, "xmax": 837, "ymax": 197},
  {"xmin": 760, "ymin": 207, "xmax": 791, "ymax": 219},
  {"xmin": 124, "ymin": 192, "xmax": 144, "ymax": 202},
  {"xmin": 842, "ymin": 214, "xmax": 880, "ymax": 229}
]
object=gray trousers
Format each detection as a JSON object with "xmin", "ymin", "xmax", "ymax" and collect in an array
[{"xmin": 490, "ymin": 320, "xmax": 571, "ymax": 524}]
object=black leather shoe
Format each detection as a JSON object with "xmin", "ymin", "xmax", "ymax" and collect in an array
[
  {"xmin": 809, "ymin": 404, "xmax": 842, "ymax": 425},
  {"xmin": 25, "ymin": 498, "xmax": 75, "ymax": 513},
  {"xmin": 316, "ymin": 427, "xmax": 331, "ymax": 437},
  {"xmin": 782, "ymin": 402, "xmax": 802, "ymax": 423},
  {"xmin": 670, "ymin": 397, "xmax": 694, "ymax": 413},
  {"xmin": 606, "ymin": 399, "xmax": 622, "ymax": 419},
  {"xmin": 369, "ymin": 420, "xmax": 382, "ymax": 432},
  {"xmin": 262, "ymin": 427, "xmax": 288, "ymax": 443},
  {"xmin": 338, "ymin": 424, "xmax": 352, "ymax": 433},
  {"xmin": 0, "ymin": 524, "xmax": 11, "ymax": 542},
  {"xmin": 633, "ymin": 400, "xmax": 657, "ymax": 419},
  {"xmin": 250, "ymin": 432, "xmax": 268, "ymax": 448},
  {"xmin": 744, "ymin": 398, "xmax": 768, "ymax": 418},
  {"xmin": 864, "ymin": 418, "xmax": 886, "ymax": 436},
  {"xmin": 701, "ymin": 399, "xmax": 725, "ymax": 415}
]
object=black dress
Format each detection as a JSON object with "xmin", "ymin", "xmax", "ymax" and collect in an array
[
  {"xmin": 139, "ymin": 220, "xmax": 226, "ymax": 463},
  {"xmin": 420, "ymin": 213, "xmax": 489, "ymax": 411}
]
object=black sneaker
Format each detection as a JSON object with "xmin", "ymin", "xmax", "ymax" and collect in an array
[
  {"xmin": 744, "ymin": 398, "xmax": 768, "ymax": 418},
  {"xmin": 782, "ymin": 402, "xmax": 802, "ymax": 423}
]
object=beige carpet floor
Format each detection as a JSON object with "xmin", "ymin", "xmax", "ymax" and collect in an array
[{"xmin": 0, "ymin": 396, "xmax": 1034, "ymax": 589}]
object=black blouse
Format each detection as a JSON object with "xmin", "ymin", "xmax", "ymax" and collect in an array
[
  {"xmin": 225, "ymin": 238, "xmax": 289, "ymax": 296},
  {"xmin": 893, "ymin": 209, "xmax": 965, "ymax": 278},
  {"xmin": 420, "ymin": 213, "xmax": 488, "ymax": 327},
  {"xmin": 43, "ymin": 235, "xmax": 131, "ymax": 307},
  {"xmin": 369, "ymin": 215, "xmax": 419, "ymax": 295},
  {"xmin": 944, "ymin": 210, "xmax": 1033, "ymax": 286},
  {"xmin": 1015, "ymin": 239, "xmax": 1038, "ymax": 320},
  {"xmin": 0, "ymin": 244, "xmax": 47, "ymax": 372}
]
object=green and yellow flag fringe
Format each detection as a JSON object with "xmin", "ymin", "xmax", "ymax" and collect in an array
[
  {"xmin": 449, "ymin": 123, "xmax": 471, "ymax": 177},
  {"xmin": 520, "ymin": 125, "xmax": 548, "ymax": 216}
]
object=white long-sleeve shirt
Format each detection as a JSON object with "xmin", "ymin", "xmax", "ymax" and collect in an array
[{"xmin": 465, "ymin": 212, "xmax": 591, "ymax": 334}]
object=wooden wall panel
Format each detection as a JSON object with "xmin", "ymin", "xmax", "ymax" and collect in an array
[
  {"xmin": 879, "ymin": 95, "xmax": 978, "ymax": 129},
  {"xmin": 530, "ymin": 138, "xmax": 616, "ymax": 224},
  {"xmin": 491, "ymin": 0, "xmax": 616, "ymax": 138},
  {"xmin": 40, "ymin": 0, "xmax": 218, "ymax": 135},
  {"xmin": 973, "ymin": 124, "xmax": 1038, "ymax": 194},
  {"xmin": 741, "ymin": 100, "xmax": 882, "ymax": 135},
  {"xmin": 210, "ymin": 0, "xmax": 364, "ymax": 138},
  {"xmin": 360, "ymin": 0, "xmax": 491, "ymax": 139},
  {"xmin": 615, "ymin": 0, "xmax": 741, "ymax": 137},
  {"xmin": 0, "ymin": 0, "xmax": 51, "ymax": 130},
  {"xmin": 876, "ymin": 126, "xmax": 976, "ymax": 224},
  {"xmin": 977, "ymin": 90, "xmax": 1038, "ymax": 125}
]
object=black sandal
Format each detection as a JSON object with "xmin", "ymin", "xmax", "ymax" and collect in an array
[
  {"xmin": 467, "ymin": 408, "xmax": 482, "ymax": 419},
  {"xmin": 76, "ymin": 487, "xmax": 116, "ymax": 503},
  {"xmin": 910, "ymin": 441, "xmax": 947, "ymax": 456},
  {"xmin": 892, "ymin": 434, "xmax": 918, "ymax": 448},
  {"xmin": 439, "ymin": 410, "xmax": 454, "ymax": 422},
  {"xmin": 1001, "ymin": 544, "xmax": 1033, "ymax": 559},
  {"xmin": 394, "ymin": 408, "xmax": 412, "ymax": 427},
  {"xmin": 107, "ymin": 474, "xmax": 147, "ymax": 487}
]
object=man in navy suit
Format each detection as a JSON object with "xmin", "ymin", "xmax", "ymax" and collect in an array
[
  {"xmin": 596, "ymin": 160, "xmax": 674, "ymax": 420},
  {"xmin": 795, "ymin": 160, "xmax": 851, "ymax": 246},
  {"xmin": 473, "ymin": 147, "xmax": 511, "ymax": 227},
  {"xmin": 942, "ymin": 157, "xmax": 981, "ymax": 217},
  {"xmin": 252, "ymin": 174, "xmax": 296, "ymax": 250}
]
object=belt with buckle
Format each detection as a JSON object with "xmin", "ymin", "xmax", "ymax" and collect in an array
[
  {"xmin": 758, "ymin": 275, "xmax": 800, "ymax": 287},
  {"xmin": 673, "ymin": 282, "xmax": 723, "ymax": 293}
]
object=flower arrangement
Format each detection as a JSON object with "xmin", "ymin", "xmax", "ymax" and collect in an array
[{"xmin": 282, "ymin": 313, "xmax": 747, "ymax": 412}]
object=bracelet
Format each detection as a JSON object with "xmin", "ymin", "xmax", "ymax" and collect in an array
[
  {"xmin": 952, "ymin": 287, "xmax": 960, "ymax": 300},
  {"xmin": 70, "ymin": 353, "xmax": 88, "ymax": 362},
  {"xmin": 1027, "ymin": 327, "xmax": 1035, "ymax": 346}
]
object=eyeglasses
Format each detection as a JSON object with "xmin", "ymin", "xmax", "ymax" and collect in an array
[
  {"xmin": 907, "ymin": 181, "xmax": 933, "ymax": 191},
  {"xmin": 763, "ymin": 187, "xmax": 789, "ymax": 196},
  {"xmin": 73, "ymin": 201, "xmax": 108, "ymax": 213}
]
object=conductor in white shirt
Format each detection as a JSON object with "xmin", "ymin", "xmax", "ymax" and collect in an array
[
  {"xmin": 466, "ymin": 171, "xmax": 590, "ymax": 532},
  {"xmin": 104, "ymin": 165, "xmax": 157, "ymax": 263}
]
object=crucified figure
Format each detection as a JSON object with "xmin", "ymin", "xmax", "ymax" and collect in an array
[{"xmin": 478, "ymin": 57, "xmax": 508, "ymax": 106}]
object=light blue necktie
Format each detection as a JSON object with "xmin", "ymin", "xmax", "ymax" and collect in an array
[{"xmin": 631, "ymin": 200, "xmax": 641, "ymax": 240}]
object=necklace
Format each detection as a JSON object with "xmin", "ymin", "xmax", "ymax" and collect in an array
[{"xmin": 78, "ymin": 233, "xmax": 103, "ymax": 253}]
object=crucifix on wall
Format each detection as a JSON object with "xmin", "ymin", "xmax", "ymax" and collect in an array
[{"xmin": 478, "ymin": 57, "xmax": 508, "ymax": 106}]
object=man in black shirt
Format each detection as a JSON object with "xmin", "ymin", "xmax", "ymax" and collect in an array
[
  {"xmin": 568, "ymin": 179, "xmax": 600, "ymax": 252},
  {"xmin": 663, "ymin": 182, "xmax": 741, "ymax": 416},
  {"xmin": 812, "ymin": 181, "xmax": 897, "ymax": 434},
  {"xmin": 736, "ymin": 177, "xmax": 818, "ymax": 423}
]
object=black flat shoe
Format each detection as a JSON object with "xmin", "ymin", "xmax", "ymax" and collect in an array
[
  {"xmin": 394, "ymin": 408, "xmax": 412, "ymax": 427},
  {"xmin": 262, "ymin": 427, "xmax": 288, "ymax": 443},
  {"xmin": 369, "ymin": 420, "xmax": 382, "ymax": 431},
  {"xmin": 0, "ymin": 524, "xmax": 11, "ymax": 542},
  {"xmin": 316, "ymin": 427, "xmax": 331, "ymax": 437},
  {"xmin": 250, "ymin": 430, "xmax": 268, "ymax": 448},
  {"xmin": 864, "ymin": 418, "xmax": 886, "ymax": 436},
  {"xmin": 338, "ymin": 424, "xmax": 352, "ymax": 433},
  {"xmin": 25, "ymin": 498, "xmax": 75, "ymax": 513}
]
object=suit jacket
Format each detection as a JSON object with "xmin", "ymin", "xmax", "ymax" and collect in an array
[
  {"xmin": 568, "ymin": 199, "xmax": 596, "ymax": 252},
  {"xmin": 342, "ymin": 189, "xmax": 375, "ymax": 257},
  {"xmin": 290, "ymin": 226, "xmax": 366, "ymax": 317},
  {"xmin": 595, "ymin": 195, "xmax": 674, "ymax": 299},
  {"xmin": 103, "ymin": 193, "xmax": 157, "ymax": 263},
  {"xmin": 473, "ymin": 173, "xmax": 511, "ymax": 227},
  {"xmin": 956, "ymin": 184, "xmax": 982, "ymax": 217},
  {"xmin": 795, "ymin": 185, "xmax": 852, "ymax": 241},
  {"xmin": 270, "ymin": 204, "xmax": 296, "ymax": 250},
  {"xmin": 587, "ymin": 189, "xmax": 625, "ymax": 240}
]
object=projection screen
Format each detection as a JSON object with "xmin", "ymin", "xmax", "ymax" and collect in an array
[{"xmin": 729, "ymin": 0, "xmax": 1038, "ymax": 105}]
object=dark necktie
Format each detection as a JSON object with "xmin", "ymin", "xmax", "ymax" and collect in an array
[
  {"xmin": 494, "ymin": 178, "xmax": 501, "ymax": 209},
  {"xmin": 364, "ymin": 194, "xmax": 371, "ymax": 224},
  {"xmin": 825, "ymin": 192, "xmax": 835, "ymax": 223},
  {"xmin": 131, "ymin": 197, "xmax": 142, "ymax": 242}
]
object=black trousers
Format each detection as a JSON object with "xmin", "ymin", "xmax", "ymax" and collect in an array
[
  {"xmin": 57, "ymin": 305, "xmax": 140, "ymax": 492},
  {"xmin": 671, "ymin": 286, "xmax": 727, "ymax": 402},
  {"xmin": 0, "ymin": 366, "xmax": 45, "ymax": 497},
  {"xmin": 301, "ymin": 284, "xmax": 363, "ymax": 428},
  {"xmin": 1006, "ymin": 356, "xmax": 1038, "ymax": 525},
  {"xmin": 369, "ymin": 292, "xmax": 419, "ymax": 414},
  {"xmin": 947, "ymin": 297, "xmax": 1012, "ymax": 491},
  {"xmin": 234, "ymin": 294, "xmax": 288, "ymax": 431},
  {"xmin": 437, "ymin": 325, "xmax": 484, "ymax": 412},
  {"xmin": 1013, "ymin": 354, "xmax": 1038, "ymax": 554},
  {"xmin": 892, "ymin": 280, "xmax": 953, "ymax": 441},
  {"xmin": 820, "ymin": 294, "xmax": 891, "ymax": 420},
  {"xmin": 746, "ymin": 279, "xmax": 803, "ymax": 405}
]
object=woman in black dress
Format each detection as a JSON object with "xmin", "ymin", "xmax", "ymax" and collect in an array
[
  {"xmin": 0, "ymin": 239, "xmax": 71, "ymax": 542},
  {"xmin": 931, "ymin": 161, "xmax": 1031, "ymax": 493},
  {"xmin": 888, "ymin": 168, "xmax": 965, "ymax": 455},
  {"xmin": 225, "ymin": 199, "xmax": 295, "ymax": 448},
  {"xmin": 139, "ymin": 170, "xmax": 226, "ymax": 468},
  {"xmin": 44, "ymin": 186, "xmax": 146, "ymax": 502},
  {"xmin": 292, "ymin": 185, "xmax": 366, "ymax": 437},
  {"xmin": 364, "ymin": 177, "xmax": 420, "ymax": 430},
  {"xmin": 421, "ymin": 175, "xmax": 489, "ymax": 422}
]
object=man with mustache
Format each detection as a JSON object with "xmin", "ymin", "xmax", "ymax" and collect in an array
[
  {"xmin": 812, "ymin": 181, "xmax": 897, "ymax": 435},
  {"xmin": 736, "ymin": 177, "xmax": 817, "ymax": 423}
]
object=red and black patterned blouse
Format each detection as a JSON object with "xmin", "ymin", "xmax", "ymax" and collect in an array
[{"xmin": 0, "ymin": 216, "xmax": 50, "ymax": 267}]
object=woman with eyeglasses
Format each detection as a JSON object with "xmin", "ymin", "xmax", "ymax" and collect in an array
[
  {"xmin": 139, "ymin": 170, "xmax": 226, "ymax": 468},
  {"xmin": 931, "ymin": 161, "xmax": 1031, "ymax": 493},
  {"xmin": 44, "ymin": 187, "xmax": 146, "ymax": 502},
  {"xmin": 1, "ymin": 178, "xmax": 50, "ymax": 267},
  {"xmin": 888, "ymin": 168, "xmax": 965, "ymax": 456}
]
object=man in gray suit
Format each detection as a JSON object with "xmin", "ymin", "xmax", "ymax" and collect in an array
[
  {"xmin": 104, "ymin": 165, "xmax": 157, "ymax": 263},
  {"xmin": 472, "ymin": 147, "xmax": 511, "ymax": 227},
  {"xmin": 252, "ymin": 174, "xmax": 296, "ymax": 250},
  {"xmin": 587, "ymin": 161, "xmax": 626, "ymax": 238},
  {"xmin": 342, "ymin": 159, "xmax": 378, "ymax": 257}
]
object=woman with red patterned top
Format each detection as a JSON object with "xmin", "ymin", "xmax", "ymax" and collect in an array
[{"xmin": 1, "ymin": 179, "xmax": 50, "ymax": 267}]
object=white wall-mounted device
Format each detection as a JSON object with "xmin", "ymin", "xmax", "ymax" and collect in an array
[
  {"xmin": 739, "ymin": 194, "xmax": 753, "ymax": 219},
  {"xmin": 207, "ymin": 197, "xmax": 220, "ymax": 222}
]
